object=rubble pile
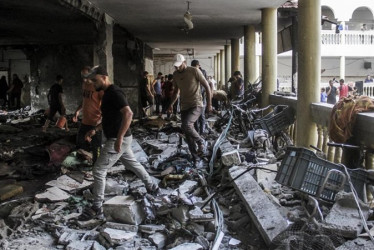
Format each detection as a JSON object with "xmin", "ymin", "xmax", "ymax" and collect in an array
[{"xmin": 1, "ymin": 109, "xmax": 374, "ymax": 249}]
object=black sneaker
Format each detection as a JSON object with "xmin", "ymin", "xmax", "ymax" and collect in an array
[
  {"xmin": 78, "ymin": 206, "xmax": 105, "ymax": 221},
  {"xmin": 197, "ymin": 140, "xmax": 207, "ymax": 156},
  {"xmin": 147, "ymin": 183, "xmax": 160, "ymax": 195}
]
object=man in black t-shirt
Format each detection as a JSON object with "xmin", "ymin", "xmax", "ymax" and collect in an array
[
  {"xmin": 78, "ymin": 66, "xmax": 158, "ymax": 221},
  {"xmin": 42, "ymin": 75, "xmax": 68, "ymax": 132},
  {"xmin": 326, "ymin": 79, "xmax": 338, "ymax": 105}
]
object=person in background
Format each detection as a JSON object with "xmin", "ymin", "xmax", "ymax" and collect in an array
[
  {"xmin": 43, "ymin": 75, "xmax": 69, "ymax": 132},
  {"xmin": 339, "ymin": 78, "xmax": 352, "ymax": 99},
  {"xmin": 364, "ymin": 75, "xmax": 373, "ymax": 83},
  {"xmin": 191, "ymin": 59, "xmax": 208, "ymax": 134},
  {"xmin": 326, "ymin": 79, "xmax": 338, "ymax": 105},
  {"xmin": 348, "ymin": 82, "xmax": 357, "ymax": 96},
  {"xmin": 320, "ymin": 87, "xmax": 327, "ymax": 102},
  {"xmin": 231, "ymin": 71, "xmax": 244, "ymax": 100},
  {"xmin": 72, "ymin": 66, "xmax": 104, "ymax": 164},
  {"xmin": 8, "ymin": 74, "xmax": 23, "ymax": 109},
  {"xmin": 161, "ymin": 74, "xmax": 175, "ymax": 118},
  {"xmin": 152, "ymin": 72, "xmax": 163, "ymax": 115},
  {"xmin": 208, "ymin": 76, "xmax": 217, "ymax": 90},
  {"xmin": 139, "ymin": 71, "xmax": 153, "ymax": 117},
  {"xmin": 0, "ymin": 76, "xmax": 9, "ymax": 108}
]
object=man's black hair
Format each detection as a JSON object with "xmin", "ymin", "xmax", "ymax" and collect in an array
[
  {"xmin": 191, "ymin": 60, "xmax": 199, "ymax": 67},
  {"xmin": 56, "ymin": 75, "xmax": 64, "ymax": 81}
]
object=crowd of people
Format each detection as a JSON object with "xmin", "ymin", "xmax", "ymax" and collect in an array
[
  {"xmin": 321, "ymin": 77, "xmax": 359, "ymax": 104},
  {"xmin": 0, "ymin": 73, "xmax": 25, "ymax": 109}
]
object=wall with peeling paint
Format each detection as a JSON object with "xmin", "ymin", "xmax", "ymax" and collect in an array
[
  {"xmin": 28, "ymin": 45, "xmax": 93, "ymax": 114},
  {"xmin": 113, "ymin": 25, "xmax": 146, "ymax": 117}
]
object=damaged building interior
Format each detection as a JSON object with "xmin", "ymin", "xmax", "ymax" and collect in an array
[{"xmin": 1, "ymin": 0, "xmax": 374, "ymax": 249}]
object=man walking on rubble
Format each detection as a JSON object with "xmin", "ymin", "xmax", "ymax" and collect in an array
[
  {"xmin": 78, "ymin": 66, "xmax": 158, "ymax": 221},
  {"xmin": 168, "ymin": 54, "xmax": 212, "ymax": 168},
  {"xmin": 191, "ymin": 59, "xmax": 209, "ymax": 135},
  {"xmin": 72, "ymin": 66, "xmax": 104, "ymax": 164},
  {"xmin": 42, "ymin": 75, "xmax": 69, "ymax": 132}
]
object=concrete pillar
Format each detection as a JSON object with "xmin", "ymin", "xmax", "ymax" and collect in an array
[
  {"xmin": 340, "ymin": 56, "xmax": 345, "ymax": 80},
  {"xmin": 261, "ymin": 8, "xmax": 277, "ymax": 107},
  {"xmin": 214, "ymin": 56, "xmax": 218, "ymax": 82},
  {"xmin": 296, "ymin": 0, "xmax": 321, "ymax": 147},
  {"xmin": 217, "ymin": 52, "xmax": 221, "ymax": 89},
  {"xmin": 291, "ymin": 16, "xmax": 298, "ymax": 93},
  {"xmin": 94, "ymin": 14, "xmax": 114, "ymax": 82},
  {"xmin": 220, "ymin": 49, "xmax": 225, "ymax": 91},
  {"xmin": 231, "ymin": 38, "xmax": 240, "ymax": 73},
  {"xmin": 244, "ymin": 25, "xmax": 257, "ymax": 89},
  {"xmin": 256, "ymin": 55, "xmax": 260, "ymax": 80},
  {"xmin": 224, "ymin": 44, "xmax": 231, "ymax": 87}
]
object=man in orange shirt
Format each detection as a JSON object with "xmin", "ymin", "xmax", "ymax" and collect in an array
[{"xmin": 73, "ymin": 66, "xmax": 104, "ymax": 163}]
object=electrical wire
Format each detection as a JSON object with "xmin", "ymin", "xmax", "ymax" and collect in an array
[
  {"xmin": 341, "ymin": 164, "xmax": 374, "ymax": 244},
  {"xmin": 208, "ymin": 110, "xmax": 233, "ymax": 176}
]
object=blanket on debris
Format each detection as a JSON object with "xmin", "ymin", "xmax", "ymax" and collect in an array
[{"xmin": 329, "ymin": 96, "xmax": 374, "ymax": 143}]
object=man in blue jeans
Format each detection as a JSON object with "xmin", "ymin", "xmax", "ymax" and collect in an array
[
  {"xmin": 168, "ymin": 54, "xmax": 212, "ymax": 168},
  {"xmin": 79, "ymin": 66, "xmax": 158, "ymax": 221}
]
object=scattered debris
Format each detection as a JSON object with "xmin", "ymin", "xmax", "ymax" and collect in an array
[{"xmin": 2, "ymin": 107, "xmax": 373, "ymax": 250}]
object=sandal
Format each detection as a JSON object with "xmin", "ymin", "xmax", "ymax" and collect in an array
[{"xmin": 78, "ymin": 206, "xmax": 105, "ymax": 221}]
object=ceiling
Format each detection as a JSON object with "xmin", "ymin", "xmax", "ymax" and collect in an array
[
  {"xmin": 0, "ymin": 0, "xmax": 95, "ymax": 45},
  {"xmin": 0, "ymin": 0, "xmax": 289, "ymax": 57},
  {"xmin": 79, "ymin": 0, "xmax": 288, "ymax": 56}
]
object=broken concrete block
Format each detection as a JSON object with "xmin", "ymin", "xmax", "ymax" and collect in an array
[
  {"xmin": 101, "ymin": 228, "xmax": 137, "ymax": 245},
  {"xmin": 219, "ymin": 140, "xmax": 235, "ymax": 154},
  {"xmin": 322, "ymin": 192, "xmax": 370, "ymax": 238},
  {"xmin": 46, "ymin": 175, "xmax": 93, "ymax": 193},
  {"xmin": 160, "ymin": 147, "xmax": 178, "ymax": 161},
  {"xmin": 221, "ymin": 150, "xmax": 241, "ymax": 166},
  {"xmin": 35, "ymin": 187, "xmax": 71, "ymax": 202},
  {"xmin": 58, "ymin": 231, "xmax": 80, "ymax": 245},
  {"xmin": 256, "ymin": 164, "xmax": 278, "ymax": 191},
  {"xmin": 77, "ymin": 219, "xmax": 103, "ymax": 229},
  {"xmin": 148, "ymin": 232, "xmax": 167, "ymax": 249},
  {"xmin": 103, "ymin": 195, "xmax": 144, "ymax": 225},
  {"xmin": 105, "ymin": 222, "xmax": 138, "ymax": 232},
  {"xmin": 66, "ymin": 240, "xmax": 94, "ymax": 250},
  {"xmin": 168, "ymin": 133, "xmax": 179, "ymax": 143},
  {"xmin": 129, "ymin": 179, "xmax": 145, "ymax": 190},
  {"xmin": 139, "ymin": 224, "xmax": 165, "ymax": 234},
  {"xmin": 187, "ymin": 222, "xmax": 205, "ymax": 236},
  {"xmin": 105, "ymin": 178, "xmax": 128, "ymax": 196},
  {"xmin": 63, "ymin": 213, "xmax": 81, "ymax": 221},
  {"xmin": 229, "ymin": 237, "xmax": 241, "ymax": 246},
  {"xmin": 92, "ymin": 241, "xmax": 106, "ymax": 250},
  {"xmin": 189, "ymin": 206, "xmax": 214, "ymax": 222},
  {"xmin": 229, "ymin": 166, "xmax": 288, "ymax": 246},
  {"xmin": 169, "ymin": 243, "xmax": 203, "ymax": 250},
  {"xmin": 116, "ymin": 238, "xmax": 155, "ymax": 250},
  {"xmin": 132, "ymin": 139, "xmax": 148, "ymax": 164},
  {"xmin": 171, "ymin": 205, "xmax": 189, "ymax": 224},
  {"xmin": 178, "ymin": 180, "xmax": 198, "ymax": 194},
  {"xmin": 195, "ymin": 236, "xmax": 209, "ymax": 249},
  {"xmin": 0, "ymin": 184, "xmax": 23, "ymax": 201},
  {"xmin": 336, "ymin": 237, "xmax": 374, "ymax": 250}
]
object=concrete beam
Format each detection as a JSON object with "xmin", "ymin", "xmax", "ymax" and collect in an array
[
  {"xmin": 59, "ymin": 0, "xmax": 105, "ymax": 21},
  {"xmin": 229, "ymin": 166, "xmax": 288, "ymax": 246}
]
